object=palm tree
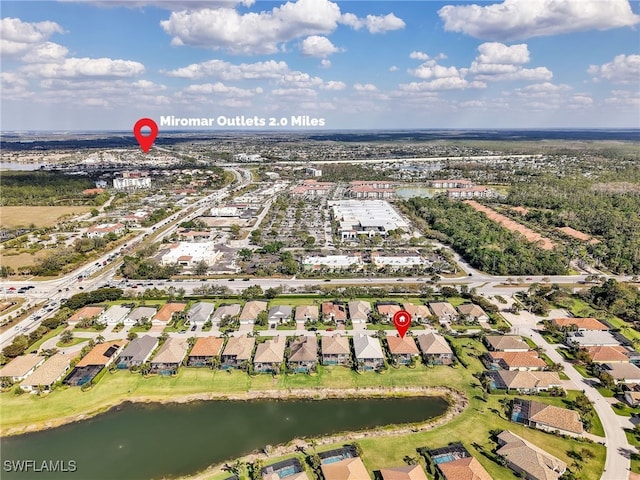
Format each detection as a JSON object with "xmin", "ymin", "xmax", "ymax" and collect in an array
[
  {"xmin": 95, "ymin": 334, "xmax": 106, "ymax": 344},
  {"xmin": 59, "ymin": 330, "xmax": 74, "ymax": 345}
]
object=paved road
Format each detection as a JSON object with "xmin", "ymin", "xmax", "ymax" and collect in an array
[{"xmin": 506, "ymin": 310, "xmax": 633, "ymax": 480}]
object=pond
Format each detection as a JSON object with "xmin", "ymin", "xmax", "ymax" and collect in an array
[
  {"xmin": 1, "ymin": 396, "xmax": 449, "ymax": 480},
  {"xmin": 395, "ymin": 187, "xmax": 435, "ymax": 199}
]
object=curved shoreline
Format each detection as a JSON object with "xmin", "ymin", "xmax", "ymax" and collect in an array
[
  {"xmin": 1, "ymin": 386, "xmax": 467, "ymax": 440},
  {"xmin": 179, "ymin": 386, "xmax": 468, "ymax": 480}
]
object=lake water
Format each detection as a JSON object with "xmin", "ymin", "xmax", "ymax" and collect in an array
[
  {"xmin": 0, "ymin": 162, "xmax": 45, "ymax": 171},
  {"xmin": 1, "ymin": 396, "xmax": 448, "ymax": 480},
  {"xmin": 395, "ymin": 187, "xmax": 434, "ymax": 199}
]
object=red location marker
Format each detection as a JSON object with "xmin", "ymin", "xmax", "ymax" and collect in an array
[
  {"xmin": 393, "ymin": 310, "xmax": 412, "ymax": 338},
  {"xmin": 133, "ymin": 118, "xmax": 158, "ymax": 153}
]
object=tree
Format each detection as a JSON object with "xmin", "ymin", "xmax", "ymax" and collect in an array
[
  {"xmin": 230, "ymin": 224, "xmax": 241, "ymax": 240},
  {"xmin": 95, "ymin": 334, "xmax": 105, "ymax": 344},
  {"xmin": 241, "ymin": 285, "xmax": 263, "ymax": 300},
  {"xmin": 193, "ymin": 260, "xmax": 209, "ymax": 276},
  {"xmin": 60, "ymin": 330, "xmax": 74, "ymax": 344},
  {"xmin": 238, "ymin": 248, "xmax": 253, "ymax": 261},
  {"xmin": 256, "ymin": 311, "xmax": 268, "ymax": 327},
  {"xmin": 127, "ymin": 331, "xmax": 138, "ymax": 341}
]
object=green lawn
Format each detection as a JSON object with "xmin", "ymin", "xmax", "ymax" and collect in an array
[
  {"xmin": 27, "ymin": 325, "xmax": 66, "ymax": 353},
  {"xmin": 625, "ymin": 429, "xmax": 640, "ymax": 474},
  {"xmin": 55, "ymin": 337, "xmax": 90, "ymax": 348},
  {"xmin": 2, "ymin": 338, "xmax": 606, "ymax": 480}
]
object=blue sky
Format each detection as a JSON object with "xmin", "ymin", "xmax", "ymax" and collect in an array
[{"xmin": 1, "ymin": 0, "xmax": 639, "ymax": 130}]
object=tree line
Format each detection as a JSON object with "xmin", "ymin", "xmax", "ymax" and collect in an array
[{"xmin": 401, "ymin": 196, "xmax": 569, "ymax": 275}]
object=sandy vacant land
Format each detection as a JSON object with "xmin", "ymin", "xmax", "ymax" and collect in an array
[{"xmin": 0, "ymin": 206, "xmax": 92, "ymax": 228}]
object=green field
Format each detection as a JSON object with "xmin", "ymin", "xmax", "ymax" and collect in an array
[{"xmin": 1, "ymin": 338, "xmax": 606, "ymax": 480}]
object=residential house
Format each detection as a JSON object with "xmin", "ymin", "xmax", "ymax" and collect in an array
[
  {"xmin": 566, "ymin": 331, "xmax": 620, "ymax": 347},
  {"xmin": 551, "ymin": 317, "xmax": 608, "ymax": 331},
  {"xmin": 67, "ymin": 306, "xmax": 105, "ymax": 325},
  {"xmin": 386, "ymin": 336, "xmax": 420, "ymax": 365},
  {"xmin": 402, "ymin": 303, "xmax": 431, "ymax": 323},
  {"xmin": 379, "ymin": 465, "xmax": 428, "ymax": 480},
  {"xmin": 321, "ymin": 335, "xmax": 351, "ymax": 366},
  {"xmin": 428, "ymin": 302, "xmax": 457, "ymax": 324},
  {"xmin": 512, "ymin": 399, "xmax": 584, "ymax": 437},
  {"xmin": 487, "ymin": 351, "xmax": 547, "ymax": 371},
  {"xmin": 212, "ymin": 304, "xmax": 241, "ymax": 324},
  {"xmin": 353, "ymin": 333, "xmax": 384, "ymax": 371},
  {"xmin": 150, "ymin": 337, "xmax": 189, "ymax": 374},
  {"xmin": 484, "ymin": 335, "xmax": 530, "ymax": 352},
  {"xmin": 240, "ymin": 301, "xmax": 268, "ymax": 325},
  {"xmin": 624, "ymin": 385, "xmax": 640, "ymax": 407},
  {"xmin": 126, "ymin": 306, "xmax": 157, "ymax": 326},
  {"xmin": 601, "ymin": 362, "xmax": 640, "ymax": 384},
  {"xmin": 253, "ymin": 337, "xmax": 286, "ymax": 373},
  {"xmin": 583, "ymin": 345, "xmax": 631, "ymax": 363},
  {"xmin": 321, "ymin": 302, "xmax": 347, "ymax": 324},
  {"xmin": 188, "ymin": 336, "xmax": 224, "ymax": 367},
  {"xmin": 320, "ymin": 457, "xmax": 370, "ymax": 480},
  {"xmin": 288, "ymin": 336, "xmax": 317, "ymax": 373},
  {"xmin": 221, "ymin": 335, "xmax": 255, "ymax": 369},
  {"xmin": 152, "ymin": 302, "xmax": 187, "ymax": 326},
  {"xmin": 187, "ymin": 302, "xmax": 215, "ymax": 326},
  {"xmin": 437, "ymin": 458, "xmax": 492, "ymax": 480},
  {"xmin": 97, "ymin": 305, "xmax": 130, "ymax": 325},
  {"xmin": 493, "ymin": 370, "xmax": 562, "ymax": 394},
  {"xmin": 0, "ymin": 354, "xmax": 45, "ymax": 382},
  {"xmin": 496, "ymin": 430, "xmax": 567, "ymax": 480},
  {"xmin": 348, "ymin": 300, "xmax": 371, "ymax": 324},
  {"xmin": 19, "ymin": 353, "xmax": 75, "ymax": 393},
  {"xmin": 268, "ymin": 305, "xmax": 292, "ymax": 328},
  {"xmin": 86, "ymin": 222, "xmax": 124, "ymax": 238},
  {"xmin": 117, "ymin": 335, "xmax": 158, "ymax": 368},
  {"xmin": 457, "ymin": 303, "xmax": 489, "ymax": 322},
  {"xmin": 294, "ymin": 305, "xmax": 319, "ymax": 323},
  {"xmin": 65, "ymin": 341, "xmax": 125, "ymax": 386},
  {"xmin": 77, "ymin": 341, "xmax": 124, "ymax": 369},
  {"xmin": 377, "ymin": 303, "xmax": 402, "ymax": 322},
  {"xmin": 416, "ymin": 332, "xmax": 453, "ymax": 365}
]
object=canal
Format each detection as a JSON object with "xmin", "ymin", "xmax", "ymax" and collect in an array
[{"xmin": 1, "ymin": 396, "xmax": 448, "ymax": 479}]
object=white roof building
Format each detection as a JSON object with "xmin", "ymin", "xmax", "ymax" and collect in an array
[
  {"xmin": 329, "ymin": 200, "xmax": 409, "ymax": 241},
  {"xmin": 371, "ymin": 253, "xmax": 429, "ymax": 268},
  {"xmin": 98, "ymin": 305, "xmax": 131, "ymax": 325},
  {"xmin": 161, "ymin": 242, "xmax": 221, "ymax": 267},
  {"xmin": 303, "ymin": 255, "xmax": 364, "ymax": 269}
]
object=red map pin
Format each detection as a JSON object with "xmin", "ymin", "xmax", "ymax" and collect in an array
[
  {"xmin": 393, "ymin": 310, "xmax": 412, "ymax": 338},
  {"xmin": 133, "ymin": 118, "xmax": 158, "ymax": 153}
]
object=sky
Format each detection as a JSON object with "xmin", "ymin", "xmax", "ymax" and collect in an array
[{"xmin": 1, "ymin": 0, "xmax": 639, "ymax": 131}]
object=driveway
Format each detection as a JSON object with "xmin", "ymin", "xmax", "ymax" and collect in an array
[{"xmin": 503, "ymin": 309, "xmax": 633, "ymax": 480}]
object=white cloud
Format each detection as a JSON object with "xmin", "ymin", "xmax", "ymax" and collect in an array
[
  {"xmin": 276, "ymin": 71, "xmax": 323, "ymax": 88},
  {"xmin": 469, "ymin": 42, "xmax": 552, "ymax": 82},
  {"xmin": 321, "ymin": 80, "xmax": 346, "ymax": 90},
  {"xmin": 320, "ymin": 59, "xmax": 331, "ymax": 68},
  {"xmin": 23, "ymin": 57, "xmax": 145, "ymax": 78},
  {"xmin": 409, "ymin": 51, "xmax": 429, "ymax": 61},
  {"xmin": 0, "ymin": 17, "xmax": 64, "ymax": 57},
  {"xmin": 409, "ymin": 60, "xmax": 462, "ymax": 80},
  {"xmin": 270, "ymin": 87, "xmax": 318, "ymax": 97},
  {"xmin": 389, "ymin": 65, "xmax": 398, "ymax": 72},
  {"xmin": 515, "ymin": 82, "xmax": 571, "ymax": 94},
  {"xmin": 340, "ymin": 12, "xmax": 405, "ymax": 33},
  {"xmin": 438, "ymin": 0, "xmax": 640, "ymax": 41},
  {"xmin": 184, "ymin": 82, "xmax": 261, "ymax": 97},
  {"xmin": 588, "ymin": 54, "xmax": 640, "ymax": 84},
  {"xmin": 301, "ymin": 35, "xmax": 340, "ymax": 58},
  {"xmin": 353, "ymin": 83, "xmax": 377, "ymax": 92},
  {"xmin": 163, "ymin": 59, "xmax": 290, "ymax": 80},
  {"xmin": 399, "ymin": 78, "xmax": 486, "ymax": 91},
  {"xmin": 475, "ymin": 42, "xmax": 529, "ymax": 64},
  {"xmin": 21, "ymin": 42, "xmax": 69, "ymax": 63},
  {"xmin": 604, "ymin": 89, "xmax": 640, "ymax": 106},
  {"xmin": 161, "ymin": 0, "xmax": 343, "ymax": 54}
]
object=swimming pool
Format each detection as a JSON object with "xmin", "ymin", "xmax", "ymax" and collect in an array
[
  {"xmin": 277, "ymin": 466, "xmax": 298, "ymax": 478},
  {"xmin": 433, "ymin": 454, "xmax": 456, "ymax": 464}
]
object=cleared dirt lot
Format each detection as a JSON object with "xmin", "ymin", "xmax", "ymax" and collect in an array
[{"xmin": 0, "ymin": 206, "xmax": 92, "ymax": 228}]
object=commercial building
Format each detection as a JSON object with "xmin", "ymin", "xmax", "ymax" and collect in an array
[
  {"xmin": 86, "ymin": 223, "xmax": 125, "ymax": 238},
  {"xmin": 329, "ymin": 200, "xmax": 409, "ymax": 241},
  {"xmin": 160, "ymin": 242, "xmax": 221, "ymax": 268},
  {"xmin": 302, "ymin": 254, "xmax": 364, "ymax": 270}
]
